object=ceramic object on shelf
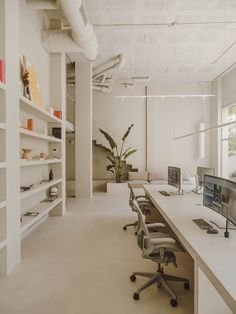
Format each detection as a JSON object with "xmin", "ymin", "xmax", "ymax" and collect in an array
[
  {"xmin": 48, "ymin": 107, "xmax": 54, "ymax": 115},
  {"xmin": 39, "ymin": 152, "xmax": 46, "ymax": 160},
  {"xmin": 21, "ymin": 149, "xmax": 33, "ymax": 160},
  {"xmin": 27, "ymin": 118, "xmax": 33, "ymax": 131},
  {"xmin": 48, "ymin": 185, "xmax": 58, "ymax": 201}
]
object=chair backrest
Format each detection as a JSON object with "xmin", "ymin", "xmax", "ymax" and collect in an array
[
  {"xmin": 128, "ymin": 182, "xmax": 136, "ymax": 207},
  {"xmin": 132, "ymin": 200, "xmax": 149, "ymax": 237}
]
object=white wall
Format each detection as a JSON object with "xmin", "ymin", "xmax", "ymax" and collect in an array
[
  {"xmin": 147, "ymin": 83, "xmax": 212, "ymax": 176},
  {"xmin": 93, "ymin": 86, "xmax": 146, "ymax": 171},
  {"xmin": 93, "ymin": 83, "xmax": 212, "ymax": 176}
]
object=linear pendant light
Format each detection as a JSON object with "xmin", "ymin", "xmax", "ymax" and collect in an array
[{"xmin": 174, "ymin": 120, "xmax": 236, "ymax": 140}]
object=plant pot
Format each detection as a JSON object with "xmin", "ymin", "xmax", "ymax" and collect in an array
[{"xmin": 22, "ymin": 149, "xmax": 33, "ymax": 160}]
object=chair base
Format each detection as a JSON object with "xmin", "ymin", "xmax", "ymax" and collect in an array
[
  {"xmin": 130, "ymin": 268, "xmax": 189, "ymax": 305},
  {"xmin": 123, "ymin": 220, "xmax": 138, "ymax": 231}
]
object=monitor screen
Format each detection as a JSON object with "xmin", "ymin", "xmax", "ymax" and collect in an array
[
  {"xmin": 203, "ymin": 175, "xmax": 236, "ymax": 226},
  {"xmin": 197, "ymin": 167, "xmax": 214, "ymax": 184},
  {"xmin": 168, "ymin": 166, "xmax": 181, "ymax": 190}
]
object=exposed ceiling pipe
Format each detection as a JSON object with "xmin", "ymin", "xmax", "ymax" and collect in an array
[
  {"xmin": 93, "ymin": 85, "xmax": 111, "ymax": 93},
  {"xmin": 42, "ymin": 0, "xmax": 99, "ymax": 61},
  {"xmin": 26, "ymin": 0, "xmax": 59, "ymax": 9},
  {"xmin": 92, "ymin": 54, "xmax": 125, "ymax": 80}
]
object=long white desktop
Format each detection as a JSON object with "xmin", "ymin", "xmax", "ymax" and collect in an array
[{"xmin": 144, "ymin": 184, "xmax": 236, "ymax": 314}]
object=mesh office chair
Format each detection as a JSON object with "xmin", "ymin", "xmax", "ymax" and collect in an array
[
  {"xmin": 130, "ymin": 200, "xmax": 190, "ymax": 307},
  {"xmin": 123, "ymin": 183, "xmax": 153, "ymax": 233}
]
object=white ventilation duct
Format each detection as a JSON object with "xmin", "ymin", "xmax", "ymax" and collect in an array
[
  {"xmin": 42, "ymin": 0, "xmax": 99, "ymax": 61},
  {"xmin": 93, "ymin": 85, "xmax": 111, "ymax": 93},
  {"xmin": 93, "ymin": 54, "xmax": 125, "ymax": 80}
]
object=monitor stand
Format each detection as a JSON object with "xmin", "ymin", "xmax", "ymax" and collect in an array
[{"xmin": 171, "ymin": 189, "xmax": 184, "ymax": 195}]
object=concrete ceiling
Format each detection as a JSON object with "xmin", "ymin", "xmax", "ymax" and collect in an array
[{"xmin": 69, "ymin": 0, "xmax": 236, "ymax": 85}]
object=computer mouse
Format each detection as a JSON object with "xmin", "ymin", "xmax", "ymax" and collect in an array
[{"xmin": 207, "ymin": 228, "xmax": 219, "ymax": 234}]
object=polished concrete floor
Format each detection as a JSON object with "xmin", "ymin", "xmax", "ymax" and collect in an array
[{"xmin": 0, "ymin": 193, "xmax": 194, "ymax": 314}]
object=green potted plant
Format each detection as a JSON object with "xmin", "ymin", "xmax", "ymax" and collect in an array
[{"xmin": 99, "ymin": 124, "xmax": 137, "ymax": 183}]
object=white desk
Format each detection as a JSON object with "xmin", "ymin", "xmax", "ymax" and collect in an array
[{"xmin": 144, "ymin": 185, "xmax": 236, "ymax": 314}]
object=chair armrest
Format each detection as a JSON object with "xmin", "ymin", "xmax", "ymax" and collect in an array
[
  {"xmin": 150, "ymin": 237, "xmax": 176, "ymax": 245},
  {"xmin": 147, "ymin": 223, "xmax": 165, "ymax": 229}
]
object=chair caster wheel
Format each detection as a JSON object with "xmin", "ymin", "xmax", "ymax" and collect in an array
[
  {"xmin": 130, "ymin": 275, "xmax": 136, "ymax": 282},
  {"xmin": 123, "ymin": 226, "xmax": 127, "ymax": 231},
  {"xmin": 157, "ymin": 282, "xmax": 161, "ymax": 288},
  {"xmin": 184, "ymin": 282, "xmax": 190, "ymax": 290},
  {"xmin": 135, "ymin": 231, "xmax": 137, "ymax": 236},
  {"xmin": 170, "ymin": 299, "xmax": 178, "ymax": 307},
  {"xmin": 133, "ymin": 292, "xmax": 139, "ymax": 300}
]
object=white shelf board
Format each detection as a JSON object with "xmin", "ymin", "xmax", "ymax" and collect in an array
[
  {"xmin": 0, "ymin": 239, "xmax": 7, "ymax": 250},
  {"xmin": 21, "ymin": 178, "xmax": 62, "ymax": 199},
  {"xmin": 19, "ymin": 128, "xmax": 62, "ymax": 143},
  {"xmin": 19, "ymin": 96, "xmax": 62, "ymax": 124},
  {"xmin": 0, "ymin": 162, "xmax": 6, "ymax": 169},
  {"xmin": 21, "ymin": 198, "xmax": 62, "ymax": 233},
  {"xmin": 0, "ymin": 122, "xmax": 6, "ymax": 130},
  {"xmin": 0, "ymin": 200, "xmax": 7, "ymax": 209},
  {"xmin": 20, "ymin": 159, "xmax": 62, "ymax": 167},
  {"xmin": 0, "ymin": 81, "xmax": 6, "ymax": 91},
  {"xmin": 66, "ymin": 120, "xmax": 74, "ymax": 132}
]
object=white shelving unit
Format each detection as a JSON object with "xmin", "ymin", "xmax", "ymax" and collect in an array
[
  {"xmin": 21, "ymin": 178, "xmax": 62, "ymax": 199},
  {"xmin": 0, "ymin": 81, "xmax": 6, "ymax": 91},
  {"xmin": 66, "ymin": 120, "xmax": 74, "ymax": 132},
  {"xmin": 20, "ymin": 159, "xmax": 62, "ymax": 167},
  {"xmin": 0, "ymin": 200, "xmax": 7, "ymax": 209},
  {"xmin": 0, "ymin": 1, "xmax": 67, "ymax": 277},
  {"xmin": 20, "ymin": 96, "xmax": 62, "ymax": 124},
  {"xmin": 19, "ymin": 128, "xmax": 62, "ymax": 143},
  {"xmin": 21, "ymin": 198, "xmax": 62, "ymax": 233}
]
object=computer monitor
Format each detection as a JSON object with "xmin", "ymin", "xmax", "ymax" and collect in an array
[
  {"xmin": 203, "ymin": 175, "xmax": 236, "ymax": 232},
  {"xmin": 168, "ymin": 166, "xmax": 183, "ymax": 194},
  {"xmin": 194, "ymin": 167, "xmax": 214, "ymax": 193}
]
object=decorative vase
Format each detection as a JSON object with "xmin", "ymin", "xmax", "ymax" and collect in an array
[{"xmin": 22, "ymin": 149, "xmax": 33, "ymax": 160}]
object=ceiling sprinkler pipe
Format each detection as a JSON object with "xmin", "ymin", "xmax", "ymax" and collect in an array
[{"xmin": 92, "ymin": 54, "xmax": 125, "ymax": 80}]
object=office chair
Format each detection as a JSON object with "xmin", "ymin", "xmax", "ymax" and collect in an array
[
  {"xmin": 130, "ymin": 200, "xmax": 190, "ymax": 307},
  {"xmin": 123, "ymin": 183, "xmax": 154, "ymax": 234}
]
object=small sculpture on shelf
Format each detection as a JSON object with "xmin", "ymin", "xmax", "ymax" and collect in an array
[
  {"xmin": 39, "ymin": 152, "xmax": 46, "ymax": 160},
  {"xmin": 47, "ymin": 185, "xmax": 59, "ymax": 202},
  {"xmin": 21, "ymin": 149, "xmax": 33, "ymax": 160},
  {"xmin": 20, "ymin": 56, "xmax": 31, "ymax": 100}
]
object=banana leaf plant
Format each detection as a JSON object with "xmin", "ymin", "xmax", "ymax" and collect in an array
[{"xmin": 99, "ymin": 124, "xmax": 137, "ymax": 183}]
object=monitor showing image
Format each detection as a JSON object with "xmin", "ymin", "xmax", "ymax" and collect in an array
[
  {"xmin": 168, "ymin": 166, "xmax": 183, "ymax": 194},
  {"xmin": 203, "ymin": 175, "xmax": 236, "ymax": 226}
]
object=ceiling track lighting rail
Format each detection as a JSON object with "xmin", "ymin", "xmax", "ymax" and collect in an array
[{"xmin": 114, "ymin": 94, "xmax": 215, "ymax": 101}]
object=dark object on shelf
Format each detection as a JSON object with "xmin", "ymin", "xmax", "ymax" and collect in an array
[
  {"xmin": 20, "ymin": 186, "xmax": 31, "ymax": 192},
  {"xmin": 24, "ymin": 212, "xmax": 39, "ymax": 217},
  {"xmin": 52, "ymin": 127, "xmax": 61, "ymax": 139},
  {"xmin": 49, "ymin": 169, "xmax": 53, "ymax": 181}
]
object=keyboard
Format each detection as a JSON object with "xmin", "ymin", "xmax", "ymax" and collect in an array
[
  {"xmin": 193, "ymin": 218, "xmax": 213, "ymax": 230},
  {"xmin": 159, "ymin": 191, "xmax": 171, "ymax": 196}
]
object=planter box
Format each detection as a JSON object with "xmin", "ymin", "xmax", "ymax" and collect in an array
[{"xmin": 107, "ymin": 182, "xmax": 129, "ymax": 193}]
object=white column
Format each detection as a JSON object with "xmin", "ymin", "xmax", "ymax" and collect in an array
[
  {"xmin": 50, "ymin": 53, "xmax": 66, "ymax": 215},
  {"xmin": 75, "ymin": 62, "xmax": 92, "ymax": 198},
  {"xmin": 5, "ymin": 0, "xmax": 21, "ymax": 273}
]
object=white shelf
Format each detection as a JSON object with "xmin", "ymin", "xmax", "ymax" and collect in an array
[
  {"xmin": 19, "ymin": 128, "xmax": 62, "ymax": 143},
  {"xmin": 0, "ymin": 200, "xmax": 7, "ymax": 209},
  {"xmin": 66, "ymin": 120, "xmax": 74, "ymax": 132},
  {"xmin": 20, "ymin": 159, "xmax": 62, "ymax": 167},
  {"xmin": 0, "ymin": 122, "xmax": 6, "ymax": 130},
  {"xmin": 19, "ymin": 96, "xmax": 62, "ymax": 124},
  {"xmin": 21, "ymin": 198, "xmax": 62, "ymax": 233},
  {"xmin": 0, "ymin": 239, "xmax": 7, "ymax": 251},
  {"xmin": 21, "ymin": 178, "xmax": 62, "ymax": 199},
  {"xmin": 0, "ymin": 81, "xmax": 6, "ymax": 91},
  {"xmin": 0, "ymin": 162, "xmax": 6, "ymax": 169}
]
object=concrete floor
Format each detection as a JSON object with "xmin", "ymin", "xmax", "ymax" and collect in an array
[{"xmin": 0, "ymin": 193, "xmax": 194, "ymax": 314}]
